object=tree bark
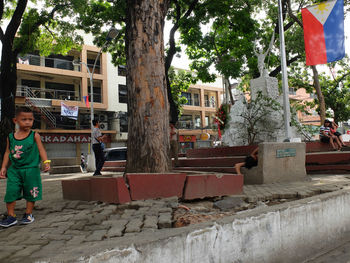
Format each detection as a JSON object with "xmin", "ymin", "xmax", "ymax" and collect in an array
[
  {"xmin": 311, "ymin": 65, "xmax": 326, "ymax": 124},
  {"xmin": 125, "ymin": 0, "xmax": 171, "ymax": 173},
  {"xmin": 0, "ymin": 0, "xmax": 28, "ymax": 159}
]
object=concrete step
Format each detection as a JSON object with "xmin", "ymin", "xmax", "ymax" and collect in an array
[
  {"xmin": 174, "ymin": 167, "xmax": 236, "ymax": 173},
  {"xmin": 186, "ymin": 142, "xmax": 350, "ymax": 158},
  {"xmin": 50, "ymin": 165, "xmax": 81, "ymax": 174},
  {"xmin": 306, "ymin": 164, "xmax": 350, "ymax": 174},
  {"xmin": 51, "ymin": 157, "xmax": 79, "ymax": 166},
  {"xmin": 306, "ymin": 152, "xmax": 350, "ymax": 165},
  {"xmin": 102, "ymin": 167, "xmax": 125, "ymax": 172},
  {"xmin": 103, "ymin": 161, "xmax": 126, "ymax": 167},
  {"xmin": 178, "ymin": 156, "xmax": 245, "ymax": 167},
  {"xmin": 186, "ymin": 145, "xmax": 257, "ymax": 158}
]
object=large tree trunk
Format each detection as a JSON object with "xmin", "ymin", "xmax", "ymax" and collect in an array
[
  {"xmin": 125, "ymin": 0, "xmax": 171, "ymax": 173},
  {"xmin": 0, "ymin": 42, "xmax": 17, "ymax": 161},
  {"xmin": 311, "ymin": 65, "xmax": 326, "ymax": 125},
  {"xmin": 0, "ymin": 0, "xmax": 28, "ymax": 160}
]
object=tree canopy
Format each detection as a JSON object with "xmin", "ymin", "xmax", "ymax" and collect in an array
[{"xmin": 0, "ymin": 0, "xmax": 84, "ymax": 157}]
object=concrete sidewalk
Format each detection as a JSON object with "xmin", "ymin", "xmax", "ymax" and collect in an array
[{"xmin": 0, "ymin": 172, "xmax": 350, "ymax": 262}]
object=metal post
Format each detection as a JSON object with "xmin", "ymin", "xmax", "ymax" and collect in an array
[
  {"xmin": 278, "ymin": 0, "xmax": 292, "ymax": 140},
  {"xmin": 73, "ymin": 28, "xmax": 119, "ymax": 172}
]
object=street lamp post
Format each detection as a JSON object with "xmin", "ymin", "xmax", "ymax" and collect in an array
[{"xmin": 73, "ymin": 28, "xmax": 119, "ymax": 172}]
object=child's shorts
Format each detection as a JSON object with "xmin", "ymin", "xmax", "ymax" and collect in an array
[
  {"xmin": 4, "ymin": 166, "xmax": 42, "ymax": 203},
  {"xmin": 244, "ymin": 156, "xmax": 258, "ymax": 169}
]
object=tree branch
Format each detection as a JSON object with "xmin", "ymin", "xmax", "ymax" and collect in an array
[
  {"xmin": 5, "ymin": 0, "xmax": 28, "ymax": 40},
  {"xmin": 165, "ymin": 0, "xmax": 199, "ymax": 71},
  {"xmin": 269, "ymin": 55, "xmax": 301, "ymax": 77},
  {"xmin": 330, "ymin": 72, "xmax": 350, "ymax": 93},
  {"xmin": 287, "ymin": 0, "xmax": 303, "ymax": 27},
  {"xmin": 0, "ymin": 0, "xmax": 4, "ymax": 22}
]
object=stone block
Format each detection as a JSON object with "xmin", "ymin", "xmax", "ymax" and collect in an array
[
  {"xmin": 143, "ymin": 215, "xmax": 158, "ymax": 229},
  {"xmin": 90, "ymin": 177, "xmax": 131, "ymax": 204},
  {"xmin": 126, "ymin": 173, "xmax": 187, "ymax": 200},
  {"xmin": 183, "ymin": 173, "xmax": 243, "ymax": 200},
  {"xmin": 125, "ymin": 218, "xmax": 143, "ymax": 233},
  {"xmin": 61, "ymin": 179, "xmax": 91, "ymax": 201},
  {"xmin": 244, "ymin": 142, "xmax": 308, "ymax": 184},
  {"xmin": 158, "ymin": 213, "xmax": 172, "ymax": 229},
  {"xmin": 213, "ymin": 196, "xmax": 247, "ymax": 211}
]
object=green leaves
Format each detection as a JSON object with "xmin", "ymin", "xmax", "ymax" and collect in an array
[{"xmin": 168, "ymin": 67, "xmax": 197, "ymax": 117}]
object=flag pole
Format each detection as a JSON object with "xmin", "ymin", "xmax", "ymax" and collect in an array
[{"xmin": 278, "ymin": 0, "xmax": 292, "ymax": 140}]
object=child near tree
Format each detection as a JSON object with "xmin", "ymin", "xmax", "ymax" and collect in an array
[{"xmin": 0, "ymin": 107, "xmax": 50, "ymax": 227}]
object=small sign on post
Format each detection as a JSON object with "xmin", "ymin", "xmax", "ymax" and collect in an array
[{"xmin": 276, "ymin": 148, "xmax": 296, "ymax": 158}]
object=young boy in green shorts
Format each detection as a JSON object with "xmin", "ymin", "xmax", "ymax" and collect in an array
[{"xmin": 0, "ymin": 107, "xmax": 50, "ymax": 227}]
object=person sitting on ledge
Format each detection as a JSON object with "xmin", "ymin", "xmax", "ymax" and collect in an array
[
  {"xmin": 235, "ymin": 147, "xmax": 259, "ymax": 175},
  {"xmin": 330, "ymin": 121, "xmax": 346, "ymax": 147},
  {"xmin": 320, "ymin": 120, "xmax": 342, "ymax": 151}
]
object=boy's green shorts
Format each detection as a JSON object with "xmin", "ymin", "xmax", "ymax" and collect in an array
[{"xmin": 4, "ymin": 166, "xmax": 42, "ymax": 203}]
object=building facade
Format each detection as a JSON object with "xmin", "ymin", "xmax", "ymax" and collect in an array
[
  {"xmin": 288, "ymin": 88, "xmax": 321, "ymax": 126},
  {"xmin": 178, "ymin": 77, "xmax": 224, "ymax": 153},
  {"xmin": 14, "ymin": 40, "xmax": 224, "ymax": 159},
  {"xmin": 15, "ymin": 42, "xmax": 127, "ymax": 161}
]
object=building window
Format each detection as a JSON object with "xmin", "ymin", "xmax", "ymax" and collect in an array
[
  {"xmin": 289, "ymin": 88, "xmax": 296, "ymax": 95},
  {"xmin": 179, "ymin": 115, "xmax": 193, "ymax": 129},
  {"xmin": 119, "ymin": 112, "xmax": 128, "ymax": 132},
  {"xmin": 21, "ymin": 79, "xmax": 40, "ymax": 88},
  {"xmin": 88, "ymin": 86, "xmax": 102, "ymax": 103},
  {"xmin": 181, "ymin": 92, "xmax": 192, "ymax": 105},
  {"xmin": 119, "ymin": 84, "xmax": 128, "ymax": 104},
  {"xmin": 193, "ymin": 93, "xmax": 200, "ymax": 106},
  {"xmin": 194, "ymin": 115, "xmax": 201, "ymax": 129},
  {"xmin": 210, "ymin": 96, "xmax": 216, "ymax": 107},
  {"xmin": 118, "ymin": 65, "xmax": 127, "ymax": 76},
  {"xmin": 18, "ymin": 52, "xmax": 41, "ymax": 66},
  {"xmin": 204, "ymin": 116, "xmax": 210, "ymax": 128},
  {"xmin": 45, "ymin": 54, "xmax": 74, "ymax": 70},
  {"xmin": 204, "ymin": 95, "xmax": 210, "ymax": 107},
  {"xmin": 46, "ymin": 82, "xmax": 78, "ymax": 101}
]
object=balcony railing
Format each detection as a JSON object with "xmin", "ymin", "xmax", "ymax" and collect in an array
[
  {"xmin": 178, "ymin": 121, "xmax": 202, "ymax": 130},
  {"xmin": 17, "ymin": 55, "xmax": 101, "ymax": 73},
  {"xmin": 17, "ymin": 86, "xmax": 81, "ymax": 101}
]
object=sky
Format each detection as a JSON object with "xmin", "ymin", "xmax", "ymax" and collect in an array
[
  {"xmin": 1, "ymin": 10, "xmax": 349, "ymax": 72},
  {"xmin": 166, "ymin": 15, "xmax": 350, "ymax": 72}
]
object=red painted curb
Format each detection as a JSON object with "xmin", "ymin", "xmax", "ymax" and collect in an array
[
  {"xmin": 61, "ymin": 178, "xmax": 91, "ymax": 201},
  {"xmin": 90, "ymin": 177, "xmax": 131, "ymax": 204},
  {"xmin": 126, "ymin": 173, "xmax": 187, "ymax": 200},
  {"xmin": 183, "ymin": 174, "xmax": 243, "ymax": 200}
]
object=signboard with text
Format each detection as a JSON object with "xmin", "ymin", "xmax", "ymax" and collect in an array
[
  {"xmin": 276, "ymin": 148, "xmax": 296, "ymax": 158},
  {"xmin": 40, "ymin": 134, "xmax": 111, "ymax": 143}
]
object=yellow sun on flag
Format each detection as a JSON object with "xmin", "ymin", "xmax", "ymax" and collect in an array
[{"xmin": 316, "ymin": 2, "xmax": 330, "ymax": 14}]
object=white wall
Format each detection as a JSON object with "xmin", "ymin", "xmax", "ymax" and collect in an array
[{"xmin": 64, "ymin": 190, "xmax": 350, "ymax": 263}]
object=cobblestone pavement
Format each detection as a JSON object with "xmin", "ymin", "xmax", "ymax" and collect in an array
[{"xmin": 0, "ymin": 172, "xmax": 350, "ymax": 262}]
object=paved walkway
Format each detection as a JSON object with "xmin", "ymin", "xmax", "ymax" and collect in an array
[{"xmin": 0, "ymin": 172, "xmax": 350, "ymax": 262}]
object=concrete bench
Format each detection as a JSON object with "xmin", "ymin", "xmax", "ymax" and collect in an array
[{"xmin": 242, "ymin": 142, "xmax": 309, "ymax": 184}]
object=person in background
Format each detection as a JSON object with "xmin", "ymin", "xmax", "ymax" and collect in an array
[
  {"xmin": 92, "ymin": 120, "xmax": 106, "ymax": 176},
  {"xmin": 0, "ymin": 107, "xmax": 50, "ymax": 227},
  {"xmin": 169, "ymin": 122, "xmax": 179, "ymax": 167},
  {"xmin": 235, "ymin": 147, "xmax": 259, "ymax": 175},
  {"xmin": 330, "ymin": 121, "xmax": 346, "ymax": 147},
  {"xmin": 320, "ymin": 120, "xmax": 342, "ymax": 151},
  {"xmin": 80, "ymin": 153, "xmax": 86, "ymax": 172}
]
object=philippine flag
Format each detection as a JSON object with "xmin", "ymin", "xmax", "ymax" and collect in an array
[
  {"xmin": 83, "ymin": 95, "xmax": 90, "ymax": 108},
  {"xmin": 301, "ymin": 0, "xmax": 345, "ymax": 66}
]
